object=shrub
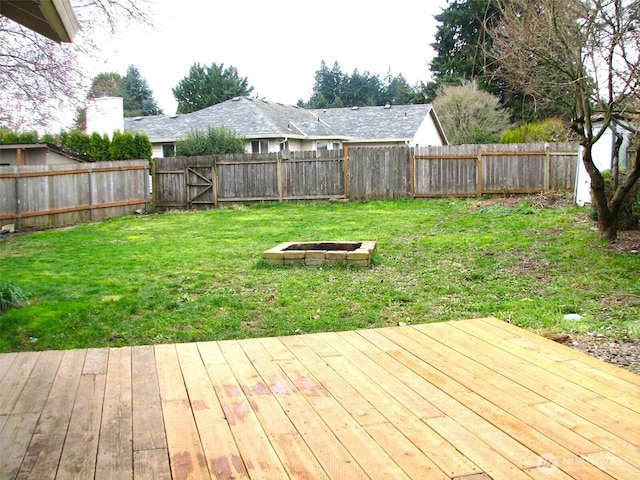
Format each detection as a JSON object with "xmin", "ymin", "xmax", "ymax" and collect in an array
[
  {"xmin": 133, "ymin": 133, "xmax": 152, "ymax": 160},
  {"xmin": 0, "ymin": 283, "xmax": 26, "ymax": 314},
  {"xmin": 88, "ymin": 132, "xmax": 112, "ymax": 161},
  {"xmin": 500, "ymin": 119, "xmax": 569, "ymax": 143},
  {"xmin": 176, "ymin": 126, "xmax": 246, "ymax": 156}
]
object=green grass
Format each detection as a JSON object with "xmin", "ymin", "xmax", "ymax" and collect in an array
[{"xmin": 1, "ymin": 199, "xmax": 639, "ymax": 352}]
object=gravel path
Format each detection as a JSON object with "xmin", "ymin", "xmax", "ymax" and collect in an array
[{"xmin": 552, "ymin": 333, "xmax": 640, "ymax": 376}]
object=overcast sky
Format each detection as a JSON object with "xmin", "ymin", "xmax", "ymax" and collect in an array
[{"xmin": 87, "ymin": 0, "xmax": 449, "ymax": 114}]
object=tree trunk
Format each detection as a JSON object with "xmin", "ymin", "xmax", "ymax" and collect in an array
[
  {"xmin": 583, "ymin": 137, "xmax": 640, "ymax": 242},
  {"xmin": 582, "ymin": 143, "xmax": 618, "ymax": 241}
]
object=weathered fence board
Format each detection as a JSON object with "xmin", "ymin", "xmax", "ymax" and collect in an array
[
  {"xmin": 0, "ymin": 161, "xmax": 149, "ymax": 230},
  {"xmin": 151, "ymin": 143, "xmax": 578, "ymax": 210},
  {"xmin": 283, "ymin": 149, "xmax": 344, "ymax": 200},
  {"xmin": 347, "ymin": 147, "xmax": 412, "ymax": 201}
]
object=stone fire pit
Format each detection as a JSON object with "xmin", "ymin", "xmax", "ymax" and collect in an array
[{"xmin": 263, "ymin": 241, "xmax": 377, "ymax": 267}]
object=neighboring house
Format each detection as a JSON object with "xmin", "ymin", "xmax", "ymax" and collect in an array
[
  {"xmin": 575, "ymin": 117, "xmax": 637, "ymax": 206},
  {"xmin": 0, "ymin": 144, "xmax": 91, "ymax": 166},
  {"xmin": 123, "ymin": 97, "xmax": 448, "ymax": 158}
]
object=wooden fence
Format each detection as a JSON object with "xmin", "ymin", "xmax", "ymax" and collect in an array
[
  {"xmin": 152, "ymin": 143, "xmax": 578, "ymax": 210},
  {"xmin": 0, "ymin": 160, "xmax": 149, "ymax": 230}
]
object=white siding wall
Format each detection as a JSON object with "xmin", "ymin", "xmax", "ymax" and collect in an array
[{"xmin": 412, "ymin": 111, "xmax": 446, "ymax": 147}]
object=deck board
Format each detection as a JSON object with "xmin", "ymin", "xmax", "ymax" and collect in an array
[{"xmin": 1, "ymin": 317, "xmax": 639, "ymax": 480}]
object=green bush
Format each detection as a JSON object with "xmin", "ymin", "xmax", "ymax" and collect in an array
[
  {"xmin": 0, "ymin": 129, "xmax": 39, "ymax": 144},
  {"xmin": 500, "ymin": 119, "xmax": 568, "ymax": 143},
  {"xmin": 0, "ymin": 128, "xmax": 151, "ymax": 161},
  {"xmin": 88, "ymin": 132, "xmax": 111, "ymax": 161},
  {"xmin": 0, "ymin": 283, "xmax": 26, "ymax": 314},
  {"xmin": 133, "ymin": 133, "xmax": 152, "ymax": 160},
  {"xmin": 176, "ymin": 126, "xmax": 245, "ymax": 156}
]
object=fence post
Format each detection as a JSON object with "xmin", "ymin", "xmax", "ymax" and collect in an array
[
  {"xmin": 544, "ymin": 144, "xmax": 551, "ymax": 191},
  {"xmin": 143, "ymin": 163, "xmax": 150, "ymax": 212},
  {"xmin": 212, "ymin": 158, "xmax": 218, "ymax": 208},
  {"xmin": 409, "ymin": 147, "xmax": 415, "ymax": 198},
  {"xmin": 477, "ymin": 148, "xmax": 483, "ymax": 197},
  {"xmin": 277, "ymin": 154, "xmax": 283, "ymax": 202},
  {"xmin": 150, "ymin": 159, "xmax": 157, "ymax": 211},
  {"xmin": 14, "ymin": 167, "xmax": 21, "ymax": 230},
  {"xmin": 343, "ymin": 147, "xmax": 349, "ymax": 199},
  {"xmin": 88, "ymin": 166, "xmax": 94, "ymax": 221}
]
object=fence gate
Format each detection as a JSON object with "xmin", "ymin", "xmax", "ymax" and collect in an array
[{"xmin": 186, "ymin": 166, "xmax": 216, "ymax": 207}]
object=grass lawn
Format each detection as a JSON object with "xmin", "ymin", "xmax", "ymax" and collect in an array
[{"xmin": 1, "ymin": 198, "xmax": 639, "ymax": 352}]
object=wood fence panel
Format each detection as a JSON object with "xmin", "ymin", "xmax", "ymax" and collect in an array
[
  {"xmin": 150, "ymin": 143, "xmax": 578, "ymax": 210},
  {"xmin": 0, "ymin": 161, "xmax": 149, "ymax": 230},
  {"xmin": 549, "ymin": 149, "xmax": 578, "ymax": 190},
  {"xmin": 216, "ymin": 153, "xmax": 279, "ymax": 202},
  {"xmin": 283, "ymin": 150, "xmax": 344, "ymax": 199},
  {"xmin": 153, "ymin": 157, "xmax": 187, "ymax": 209},
  {"xmin": 414, "ymin": 145, "xmax": 478, "ymax": 197},
  {"xmin": 347, "ymin": 147, "xmax": 411, "ymax": 200}
]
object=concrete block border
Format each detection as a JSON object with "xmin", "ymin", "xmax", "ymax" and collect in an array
[{"xmin": 263, "ymin": 241, "xmax": 377, "ymax": 267}]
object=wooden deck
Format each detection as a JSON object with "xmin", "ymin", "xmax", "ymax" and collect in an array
[{"xmin": 1, "ymin": 317, "xmax": 639, "ymax": 479}]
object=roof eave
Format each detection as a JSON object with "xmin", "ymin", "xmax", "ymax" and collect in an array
[{"xmin": 1, "ymin": 0, "xmax": 79, "ymax": 43}]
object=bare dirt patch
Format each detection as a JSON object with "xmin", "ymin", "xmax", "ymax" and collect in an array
[{"xmin": 606, "ymin": 230, "xmax": 640, "ymax": 254}]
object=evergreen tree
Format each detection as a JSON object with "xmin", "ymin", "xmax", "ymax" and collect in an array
[
  {"xmin": 172, "ymin": 62, "xmax": 254, "ymax": 114},
  {"xmin": 300, "ymin": 61, "xmax": 420, "ymax": 108},
  {"xmin": 122, "ymin": 66, "xmax": 163, "ymax": 117}
]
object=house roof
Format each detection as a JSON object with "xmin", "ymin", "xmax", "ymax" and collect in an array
[
  {"xmin": 310, "ymin": 104, "xmax": 437, "ymax": 142},
  {"xmin": 124, "ymin": 97, "xmax": 444, "ymax": 145},
  {"xmin": 125, "ymin": 97, "xmax": 344, "ymax": 143},
  {"xmin": 1, "ymin": 0, "xmax": 78, "ymax": 42}
]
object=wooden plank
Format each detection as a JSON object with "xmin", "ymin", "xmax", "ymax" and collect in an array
[
  {"xmin": 478, "ymin": 317, "xmax": 640, "ymax": 387},
  {"xmin": 377, "ymin": 327, "xmax": 618, "ymax": 479},
  {"xmin": 0, "ymin": 352, "xmax": 39, "ymax": 415},
  {"xmin": 208, "ymin": 340, "xmax": 288, "ymax": 479},
  {"xmin": 131, "ymin": 345, "xmax": 166, "ymax": 452},
  {"xmin": 276, "ymin": 336, "xmax": 420, "ymax": 479},
  {"xmin": 346, "ymin": 329, "xmax": 542, "ymax": 471},
  {"xmin": 95, "ymin": 347, "xmax": 133, "ymax": 480},
  {"xmin": 0, "ymin": 352, "xmax": 18, "ymax": 381},
  {"xmin": 242, "ymin": 337, "xmax": 371, "ymax": 480},
  {"xmin": 9, "ymin": 350, "xmax": 63, "ymax": 415},
  {"xmin": 460, "ymin": 323, "xmax": 640, "ymax": 408},
  {"xmin": 178, "ymin": 342, "xmax": 249, "ymax": 480},
  {"xmin": 0, "ymin": 351, "xmax": 63, "ymax": 479},
  {"xmin": 322, "ymin": 331, "xmax": 445, "ymax": 419},
  {"xmin": 16, "ymin": 349, "xmax": 86, "ymax": 480},
  {"xmin": 533, "ymin": 402, "xmax": 640, "ymax": 470},
  {"xmin": 133, "ymin": 449, "xmax": 172, "ymax": 480},
  {"xmin": 448, "ymin": 320, "xmax": 640, "ymax": 441},
  {"xmin": 83, "ymin": 348, "xmax": 109, "ymax": 375},
  {"xmin": 220, "ymin": 340, "xmax": 329, "ymax": 479},
  {"xmin": 0, "ymin": 413, "xmax": 40, "ymax": 479},
  {"xmin": 425, "ymin": 416, "xmax": 532, "ymax": 480},
  {"xmin": 154, "ymin": 344, "xmax": 210, "ymax": 480},
  {"xmin": 56, "ymin": 371, "xmax": 107, "ymax": 479}
]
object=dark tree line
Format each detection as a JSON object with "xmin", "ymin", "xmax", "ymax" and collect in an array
[{"xmin": 297, "ymin": 60, "xmax": 424, "ymax": 108}]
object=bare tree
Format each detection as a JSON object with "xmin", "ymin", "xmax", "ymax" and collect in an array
[
  {"xmin": 0, "ymin": 0, "xmax": 151, "ymax": 131},
  {"xmin": 488, "ymin": 0, "xmax": 640, "ymax": 241}
]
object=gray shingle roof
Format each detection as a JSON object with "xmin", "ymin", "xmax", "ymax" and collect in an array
[
  {"xmin": 124, "ymin": 97, "xmax": 341, "ymax": 142},
  {"xmin": 124, "ymin": 97, "xmax": 437, "ymax": 143},
  {"xmin": 310, "ymin": 104, "xmax": 434, "ymax": 141}
]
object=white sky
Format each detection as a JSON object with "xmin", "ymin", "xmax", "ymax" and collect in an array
[{"xmin": 85, "ymin": 0, "xmax": 449, "ymax": 115}]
